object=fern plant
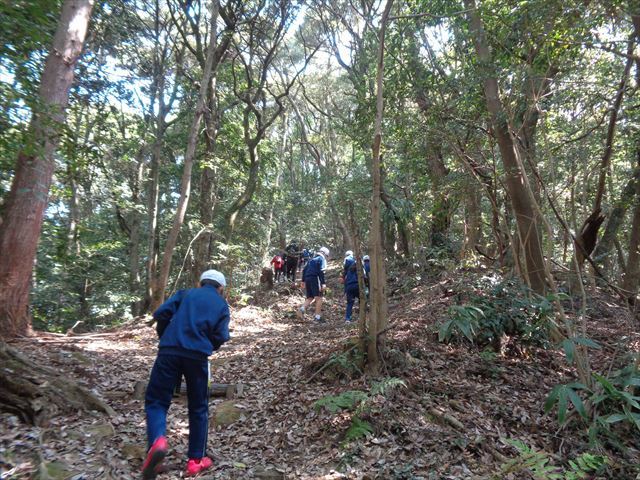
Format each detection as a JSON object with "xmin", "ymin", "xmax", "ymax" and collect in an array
[
  {"xmin": 313, "ymin": 390, "xmax": 368, "ymax": 414},
  {"xmin": 499, "ymin": 439, "xmax": 608, "ymax": 479},
  {"xmin": 314, "ymin": 377, "xmax": 406, "ymax": 445}
]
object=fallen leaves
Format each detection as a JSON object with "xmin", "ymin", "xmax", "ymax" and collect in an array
[{"xmin": 1, "ymin": 265, "xmax": 639, "ymax": 478}]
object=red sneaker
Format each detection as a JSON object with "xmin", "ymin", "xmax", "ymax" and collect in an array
[
  {"xmin": 185, "ymin": 457, "xmax": 214, "ymax": 476},
  {"xmin": 141, "ymin": 436, "xmax": 168, "ymax": 479}
]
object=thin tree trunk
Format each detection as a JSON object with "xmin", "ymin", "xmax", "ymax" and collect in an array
[
  {"xmin": 193, "ymin": 95, "xmax": 219, "ymax": 279},
  {"xmin": 261, "ymin": 114, "xmax": 287, "ymax": 265},
  {"xmin": 223, "ymin": 139, "xmax": 260, "ymax": 242},
  {"xmin": 462, "ymin": 184, "xmax": 481, "ymax": 259},
  {"xmin": 576, "ymin": 38, "xmax": 634, "ymax": 267},
  {"xmin": 129, "ymin": 151, "xmax": 145, "ymax": 315},
  {"xmin": 0, "ymin": 0, "xmax": 95, "ymax": 338},
  {"xmin": 466, "ymin": 0, "xmax": 548, "ymax": 294},
  {"xmin": 66, "ymin": 168, "xmax": 81, "ymax": 257},
  {"xmin": 623, "ymin": 165, "xmax": 640, "ymax": 301},
  {"xmin": 367, "ymin": 0, "xmax": 394, "ymax": 374},
  {"xmin": 145, "ymin": 53, "xmax": 166, "ymax": 307},
  {"xmin": 151, "ymin": 0, "xmax": 220, "ymax": 311}
]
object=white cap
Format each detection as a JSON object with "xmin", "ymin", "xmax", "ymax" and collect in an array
[
  {"xmin": 319, "ymin": 247, "xmax": 330, "ymax": 257},
  {"xmin": 200, "ymin": 269, "xmax": 226, "ymax": 287},
  {"xmin": 363, "ymin": 255, "xmax": 370, "ymax": 261},
  {"xmin": 345, "ymin": 250, "xmax": 353, "ymax": 257}
]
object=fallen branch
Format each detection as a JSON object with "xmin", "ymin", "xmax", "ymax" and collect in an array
[{"xmin": 427, "ymin": 406, "xmax": 464, "ymax": 430}]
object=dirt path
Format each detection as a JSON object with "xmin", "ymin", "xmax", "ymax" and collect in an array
[{"xmin": 2, "ymin": 264, "xmax": 639, "ymax": 479}]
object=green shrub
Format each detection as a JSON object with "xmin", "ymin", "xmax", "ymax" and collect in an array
[
  {"xmin": 438, "ymin": 278, "xmax": 560, "ymax": 348},
  {"xmin": 545, "ymin": 361, "xmax": 640, "ymax": 447}
]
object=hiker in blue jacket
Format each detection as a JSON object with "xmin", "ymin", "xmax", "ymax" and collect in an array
[
  {"xmin": 142, "ymin": 270, "xmax": 230, "ymax": 479},
  {"xmin": 298, "ymin": 246, "xmax": 329, "ymax": 323},
  {"xmin": 363, "ymin": 255, "xmax": 371, "ymax": 285},
  {"xmin": 342, "ymin": 251, "xmax": 359, "ymax": 323}
]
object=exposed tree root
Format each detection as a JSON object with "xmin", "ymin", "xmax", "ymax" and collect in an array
[{"xmin": 0, "ymin": 341, "xmax": 114, "ymax": 426}]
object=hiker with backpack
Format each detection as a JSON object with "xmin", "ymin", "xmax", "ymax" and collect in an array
[{"xmin": 298, "ymin": 247, "xmax": 330, "ymax": 323}]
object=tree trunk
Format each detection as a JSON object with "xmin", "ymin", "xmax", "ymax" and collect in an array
[
  {"xmin": 623, "ymin": 159, "xmax": 640, "ymax": 300},
  {"xmin": 380, "ymin": 185, "xmax": 410, "ymax": 257},
  {"xmin": 575, "ymin": 39, "xmax": 634, "ymax": 268},
  {"xmin": 346, "ymin": 204, "xmax": 369, "ymax": 353},
  {"xmin": 367, "ymin": 0, "xmax": 394, "ymax": 374},
  {"xmin": 193, "ymin": 66, "xmax": 221, "ymax": 280},
  {"xmin": 66, "ymin": 168, "xmax": 81, "ymax": 257},
  {"xmin": 129, "ymin": 151, "xmax": 145, "ymax": 316},
  {"xmin": 461, "ymin": 184, "xmax": 481, "ymax": 259},
  {"xmin": 223, "ymin": 138, "xmax": 261, "ymax": 242},
  {"xmin": 466, "ymin": 0, "xmax": 548, "ymax": 294},
  {"xmin": 150, "ymin": 0, "xmax": 220, "ymax": 311},
  {"xmin": 0, "ymin": 0, "xmax": 95, "ymax": 338},
  {"xmin": 261, "ymin": 115, "xmax": 287, "ymax": 265},
  {"xmin": 146, "ymin": 117, "xmax": 163, "ymax": 306}
]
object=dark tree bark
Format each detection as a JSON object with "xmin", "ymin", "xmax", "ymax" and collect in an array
[
  {"xmin": 594, "ymin": 161, "xmax": 640, "ymax": 267},
  {"xmin": 0, "ymin": 0, "xmax": 95, "ymax": 338}
]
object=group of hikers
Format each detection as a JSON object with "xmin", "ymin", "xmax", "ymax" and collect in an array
[
  {"xmin": 141, "ymin": 244, "xmax": 372, "ymax": 478},
  {"xmin": 277, "ymin": 244, "xmax": 371, "ymax": 324},
  {"xmin": 269, "ymin": 241, "xmax": 312, "ymax": 283}
]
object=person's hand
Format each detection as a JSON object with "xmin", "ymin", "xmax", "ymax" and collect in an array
[
  {"xmin": 321, "ymin": 284, "xmax": 327, "ymax": 292},
  {"xmin": 338, "ymin": 277, "xmax": 344, "ymax": 284}
]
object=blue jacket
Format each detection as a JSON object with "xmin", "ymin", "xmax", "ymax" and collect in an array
[
  {"xmin": 302, "ymin": 253, "xmax": 326, "ymax": 284},
  {"xmin": 153, "ymin": 284, "xmax": 230, "ymax": 360},
  {"xmin": 344, "ymin": 257, "xmax": 359, "ymax": 289},
  {"xmin": 363, "ymin": 261, "xmax": 371, "ymax": 278}
]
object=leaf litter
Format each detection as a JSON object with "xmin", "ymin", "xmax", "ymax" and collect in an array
[{"xmin": 1, "ymin": 263, "xmax": 639, "ymax": 479}]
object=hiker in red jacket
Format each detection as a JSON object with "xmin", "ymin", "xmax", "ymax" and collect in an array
[{"xmin": 270, "ymin": 253, "xmax": 285, "ymax": 282}]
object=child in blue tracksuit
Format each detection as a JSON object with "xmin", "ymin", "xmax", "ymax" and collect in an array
[
  {"xmin": 363, "ymin": 255, "xmax": 371, "ymax": 286},
  {"xmin": 298, "ymin": 246, "xmax": 329, "ymax": 323},
  {"xmin": 142, "ymin": 270, "xmax": 230, "ymax": 479},
  {"xmin": 342, "ymin": 252, "xmax": 359, "ymax": 322}
]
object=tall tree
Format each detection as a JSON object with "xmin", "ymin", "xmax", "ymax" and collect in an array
[
  {"xmin": 465, "ymin": 0, "xmax": 549, "ymax": 294},
  {"xmin": 150, "ymin": 0, "xmax": 221, "ymax": 311},
  {"xmin": 367, "ymin": 0, "xmax": 393, "ymax": 374},
  {"xmin": 0, "ymin": 0, "xmax": 95, "ymax": 338}
]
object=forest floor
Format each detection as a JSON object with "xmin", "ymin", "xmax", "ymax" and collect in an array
[{"xmin": 1, "ymin": 262, "xmax": 640, "ymax": 479}]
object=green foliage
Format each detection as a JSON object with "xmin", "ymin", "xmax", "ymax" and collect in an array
[
  {"xmin": 323, "ymin": 350, "xmax": 364, "ymax": 377},
  {"xmin": 314, "ymin": 390, "xmax": 369, "ymax": 414},
  {"xmin": 370, "ymin": 377, "xmax": 407, "ymax": 396},
  {"xmin": 343, "ymin": 416, "xmax": 374, "ymax": 443},
  {"xmin": 545, "ymin": 361, "xmax": 640, "ymax": 445},
  {"xmin": 560, "ymin": 337, "xmax": 601, "ymax": 365},
  {"xmin": 544, "ymin": 382, "xmax": 589, "ymax": 425},
  {"xmin": 499, "ymin": 439, "xmax": 608, "ymax": 479},
  {"xmin": 314, "ymin": 377, "xmax": 406, "ymax": 445},
  {"xmin": 438, "ymin": 278, "xmax": 558, "ymax": 348},
  {"xmin": 439, "ymin": 305, "xmax": 483, "ymax": 342}
]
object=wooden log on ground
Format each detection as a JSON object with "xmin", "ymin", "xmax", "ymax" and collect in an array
[{"xmin": 133, "ymin": 381, "xmax": 244, "ymax": 400}]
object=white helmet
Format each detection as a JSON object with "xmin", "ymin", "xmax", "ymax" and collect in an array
[
  {"xmin": 319, "ymin": 246, "xmax": 330, "ymax": 257},
  {"xmin": 363, "ymin": 255, "xmax": 370, "ymax": 261},
  {"xmin": 345, "ymin": 250, "xmax": 353, "ymax": 257},
  {"xmin": 200, "ymin": 269, "xmax": 226, "ymax": 287}
]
